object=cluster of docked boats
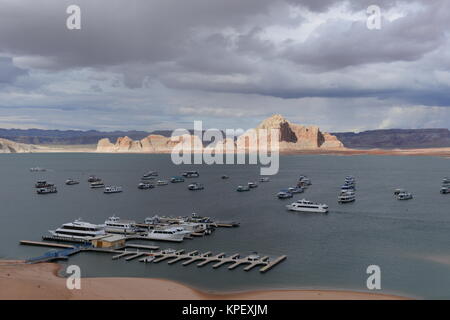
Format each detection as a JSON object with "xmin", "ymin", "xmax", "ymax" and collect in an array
[
  {"xmin": 277, "ymin": 175, "xmax": 309, "ymax": 199},
  {"xmin": 440, "ymin": 178, "xmax": 450, "ymax": 194},
  {"xmin": 138, "ymin": 170, "xmax": 204, "ymax": 191},
  {"xmin": 49, "ymin": 212, "xmax": 222, "ymax": 243},
  {"xmin": 338, "ymin": 176, "xmax": 356, "ymax": 203}
]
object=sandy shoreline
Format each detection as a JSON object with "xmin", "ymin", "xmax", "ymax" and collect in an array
[{"xmin": 0, "ymin": 260, "xmax": 408, "ymax": 300}]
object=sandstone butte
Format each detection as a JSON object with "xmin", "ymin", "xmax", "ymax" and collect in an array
[
  {"xmin": 95, "ymin": 114, "xmax": 344, "ymax": 153},
  {"xmin": 0, "ymin": 138, "xmax": 37, "ymax": 153}
]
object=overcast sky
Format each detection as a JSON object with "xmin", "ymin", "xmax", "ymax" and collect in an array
[{"xmin": 0, "ymin": 0, "xmax": 449, "ymax": 132}]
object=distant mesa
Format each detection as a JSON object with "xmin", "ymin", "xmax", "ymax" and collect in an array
[
  {"xmin": 0, "ymin": 138, "xmax": 36, "ymax": 153},
  {"xmin": 96, "ymin": 114, "xmax": 344, "ymax": 153}
]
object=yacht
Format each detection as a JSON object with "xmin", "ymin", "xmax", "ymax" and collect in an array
[
  {"xmin": 146, "ymin": 227, "xmax": 188, "ymax": 242},
  {"xmin": 90, "ymin": 181, "xmax": 105, "ymax": 188},
  {"xmin": 338, "ymin": 191, "xmax": 356, "ymax": 203},
  {"xmin": 65, "ymin": 179, "xmax": 79, "ymax": 185},
  {"xmin": 49, "ymin": 219, "xmax": 106, "ymax": 240},
  {"xmin": 35, "ymin": 180, "xmax": 54, "ymax": 188},
  {"xmin": 277, "ymin": 190, "xmax": 293, "ymax": 199},
  {"xmin": 104, "ymin": 186, "xmax": 123, "ymax": 194},
  {"xmin": 248, "ymin": 182, "xmax": 258, "ymax": 188},
  {"xmin": 188, "ymin": 182, "xmax": 204, "ymax": 190},
  {"xmin": 237, "ymin": 185, "xmax": 250, "ymax": 192},
  {"xmin": 104, "ymin": 216, "xmax": 137, "ymax": 233},
  {"xmin": 88, "ymin": 175, "xmax": 101, "ymax": 183},
  {"xmin": 138, "ymin": 182, "xmax": 154, "ymax": 190},
  {"xmin": 182, "ymin": 171, "xmax": 200, "ymax": 178},
  {"xmin": 397, "ymin": 192, "xmax": 413, "ymax": 200},
  {"xmin": 171, "ymin": 176, "xmax": 185, "ymax": 183},
  {"xmin": 37, "ymin": 186, "xmax": 57, "ymax": 194},
  {"xmin": 157, "ymin": 180, "xmax": 168, "ymax": 186},
  {"xmin": 259, "ymin": 177, "xmax": 270, "ymax": 182},
  {"xmin": 288, "ymin": 187, "xmax": 304, "ymax": 194},
  {"xmin": 286, "ymin": 199, "xmax": 329, "ymax": 213}
]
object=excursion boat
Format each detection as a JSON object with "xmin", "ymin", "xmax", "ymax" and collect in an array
[
  {"xmin": 138, "ymin": 182, "xmax": 154, "ymax": 190},
  {"xmin": 397, "ymin": 192, "xmax": 413, "ymax": 200},
  {"xmin": 146, "ymin": 227, "xmax": 188, "ymax": 242},
  {"xmin": 104, "ymin": 215, "xmax": 137, "ymax": 233},
  {"xmin": 182, "ymin": 171, "xmax": 200, "ymax": 178},
  {"xmin": 338, "ymin": 191, "xmax": 356, "ymax": 203},
  {"xmin": 286, "ymin": 199, "xmax": 329, "ymax": 213},
  {"xmin": 277, "ymin": 191, "xmax": 293, "ymax": 199},
  {"xmin": 248, "ymin": 182, "xmax": 258, "ymax": 188},
  {"xmin": 65, "ymin": 179, "xmax": 79, "ymax": 185},
  {"xmin": 188, "ymin": 182, "xmax": 204, "ymax": 190},
  {"xmin": 35, "ymin": 180, "xmax": 54, "ymax": 188},
  {"xmin": 156, "ymin": 180, "xmax": 168, "ymax": 186},
  {"xmin": 88, "ymin": 175, "xmax": 101, "ymax": 183},
  {"xmin": 49, "ymin": 219, "xmax": 106, "ymax": 240},
  {"xmin": 90, "ymin": 181, "xmax": 105, "ymax": 188},
  {"xmin": 37, "ymin": 186, "xmax": 57, "ymax": 194},
  {"xmin": 237, "ymin": 185, "xmax": 250, "ymax": 192},
  {"xmin": 171, "ymin": 176, "xmax": 185, "ymax": 183},
  {"xmin": 259, "ymin": 177, "xmax": 270, "ymax": 182},
  {"xmin": 288, "ymin": 187, "xmax": 304, "ymax": 194},
  {"xmin": 441, "ymin": 186, "xmax": 450, "ymax": 194},
  {"xmin": 394, "ymin": 188, "xmax": 406, "ymax": 195},
  {"xmin": 104, "ymin": 186, "xmax": 123, "ymax": 193}
]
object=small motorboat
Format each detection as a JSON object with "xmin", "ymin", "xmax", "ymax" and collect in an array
[
  {"xmin": 37, "ymin": 186, "xmax": 57, "ymax": 194},
  {"xmin": 277, "ymin": 191, "xmax": 293, "ymax": 199},
  {"xmin": 104, "ymin": 186, "xmax": 123, "ymax": 194},
  {"xmin": 248, "ymin": 182, "xmax": 258, "ymax": 188},
  {"xmin": 288, "ymin": 187, "xmax": 304, "ymax": 194},
  {"xmin": 182, "ymin": 171, "xmax": 200, "ymax": 178},
  {"xmin": 236, "ymin": 185, "xmax": 250, "ymax": 192},
  {"xmin": 30, "ymin": 167, "xmax": 46, "ymax": 172},
  {"xmin": 394, "ymin": 188, "xmax": 406, "ymax": 196},
  {"xmin": 259, "ymin": 177, "xmax": 270, "ymax": 182},
  {"xmin": 441, "ymin": 186, "xmax": 450, "ymax": 194},
  {"xmin": 188, "ymin": 182, "xmax": 204, "ymax": 190},
  {"xmin": 397, "ymin": 192, "xmax": 413, "ymax": 200},
  {"xmin": 156, "ymin": 180, "xmax": 168, "ymax": 186},
  {"xmin": 90, "ymin": 181, "xmax": 105, "ymax": 188},
  {"xmin": 221, "ymin": 175, "xmax": 229, "ymax": 179},
  {"xmin": 88, "ymin": 175, "xmax": 101, "ymax": 182},
  {"xmin": 138, "ymin": 182, "xmax": 154, "ymax": 190},
  {"xmin": 65, "ymin": 179, "xmax": 79, "ymax": 185},
  {"xmin": 142, "ymin": 256, "xmax": 155, "ymax": 263}
]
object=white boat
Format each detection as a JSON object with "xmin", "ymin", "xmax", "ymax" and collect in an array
[
  {"xmin": 394, "ymin": 188, "xmax": 406, "ymax": 195},
  {"xmin": 338, "ymin": 191, "xmax": 356, "ymax": 203},
  {"xmin": 441, "ymin": 186, "xmax": 450, "ymax": 194},
  {"xmin": 182, "ymin": 171, "xmax": 199, "ymax": 178},
  {"xmin": 49, "ymin": 219, "xmax": 106, "ymax": 240},
  {"xmin": 286, "ymin": 199, "xmax": 329, "ymax": 213},
  {"xmin": 37, "ymin": 186, "xmax": 57, "ymax": 194},
  {"xmin": 65, "ymin": 179, "xmax": 79, "ymax": 185},
  {"xmin": 90, "ymin": 181, "xmax": 105, "ymax": 188},
  {"xmin": 104, "ymin": 186, "xmax": 123, "ymax": 193},
  {"xmin": 146, "ymin": 227, "xmax": 188, "ymax": 242},
  {"xmin": 104, "ymin": 215, "xmax": 136, "ymax": 233},
  {"xmin": 259, "ymin": 177, "xmax": 270, "ymax": 182},
  {"xmin": 247, "ymin": 182, "xmax": 258, "ymax": 188},
  {"xmin": 30, "ymin": 167, "xmax": 46, "ymax": 172},
  {"xmin": 188, "ymin": 182, "xmax": 204, "ymax": 190},
  {"xmin": 397, "ymin": 192, "xmax": 413, "ymax": 200},
  {"xmin": 157, "ymin": 180, "xmax": 168, "ymax": 186}
]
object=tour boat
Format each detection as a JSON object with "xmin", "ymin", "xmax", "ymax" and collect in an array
[
  {"xmin": 277, "ymin": 190, "xmax": 293, "ymax": 199},
  {"xmin": 37, "ymin": 186, "xmax": 57, "ymax": 194},
  {"xmin": 104, "ymin": 215, "xmax": 137, "ymax": 233},
  {"xmin": 35, "ymin": 180, "xmax": 54, "ymax": 188},
  {"xmin": 49, "ymin": 219, "xmax": 106, "ymax": 240},
  {"xmin": 338, "ymin": 191, "xmax": 356, "ymax": 203},
  {"xmin": 146, "ymin": 227, "xmax": 188, "ymax": 242},
  {"xmin": 182, "ymin": 171, "xmax": 200, "ymax": 178},
  {"xmin": 104, "ymin": 186, "xmax": 123, "ymax": 194},
  {"xmin": 248, "ymin": 182, "xmax": 258, "ymax": 188},
  {"xmin": 286, "ymin": 199, "xmax": 329, "ymax": 213},
  {"xmin": 188, "ymin": 182, "xmax": 204, "ymax": 190},
  {"xmin": 397, "ymin": 192, "xmax": 413, "ymax": 200},
  {"xmin": 65, "ymin": 179, "xmax": 79, "ymax": 185},
  {"xmin": 171, "ymin": 176, "xmax": 185, "ymax": 183},
  {"xmin": 138, "ymin": 182, "xmax": 154, "ymax": 190},
  {"xmin": 237, "ymin": 185, "xmax": 250, "ymax": 192},
  {"xmin": 90, "ymin": 181, "xmax": 105, "ymax": 188}
]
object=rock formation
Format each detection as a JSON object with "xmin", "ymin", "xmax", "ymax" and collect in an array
[
  {"xmin": 0, "ymin": 138, "xmax": 36, "ymax": 153},
  {"xmin": 96, "ymin": 114, "xmax": 344, "ymax": 153}
]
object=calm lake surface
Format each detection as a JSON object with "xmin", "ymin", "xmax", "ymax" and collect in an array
[{"xmin": 1, "ymin": 153, "xmax": 450, "ymax": 298}]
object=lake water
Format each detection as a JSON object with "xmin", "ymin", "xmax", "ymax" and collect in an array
[{"xmin": 1, "ymin": 153, "xmax": 450, "ymax": 299}]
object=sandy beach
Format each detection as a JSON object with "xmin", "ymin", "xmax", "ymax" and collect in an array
[{"xmin": 0, "ymin": 260, "xmax": 407, "ymax": 300}]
